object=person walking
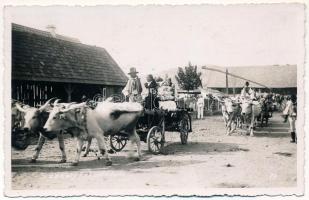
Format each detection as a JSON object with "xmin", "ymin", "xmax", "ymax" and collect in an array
[
  {"xmin": 283, "ymin": 94, "xmax": 297, "ymax": 143},
  {"xmin": 197, "ymin": 94, "xmax": 205, "ymax": 119},
  {"xmin": 122, "ymin": 67, "xmax": 143, "ymax": 102}
]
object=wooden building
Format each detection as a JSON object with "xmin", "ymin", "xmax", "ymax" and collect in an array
[{"xmin": 12, "ymin": 23, "xmax": 128, "ymax": 106}]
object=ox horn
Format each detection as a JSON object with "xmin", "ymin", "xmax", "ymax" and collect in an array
[
  {"xmin": 53, "ymin": 99, "xmax": 61, "ymax": 107},
  {"xmin": 39, "ymin": 97, "xmax": 57, "ymax": 111},
  {"xmin": 15, "ymin": 103, "xmax": 27, "ymax": 113},
  {"xmin": 60, "ymin": 102, "xmax": 86, "ymax": 113}
]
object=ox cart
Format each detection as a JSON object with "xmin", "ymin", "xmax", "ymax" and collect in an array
[{"xmin": 109, "ymin": 104, "xmax": 192, "ymax": 155}]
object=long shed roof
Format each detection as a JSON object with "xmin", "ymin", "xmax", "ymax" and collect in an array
[
  {"xmin": 158, "ymin": 64, "xmax": 297, "ymax": 89},
  {"xmin": 202, "ymin": 65, "xmax": 297, "ymax": 88},
  {"xmin": 12, "ymin": 23, "xmax": 128, "ymax": 86}
]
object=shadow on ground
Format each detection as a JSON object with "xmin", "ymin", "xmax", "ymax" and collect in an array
[
  {"xmin": 12, "ymin": 155, "xmax": 202, "ymax": 173},
  {"xmin": 160, "ymin": 142, "xmax": 249, "ymax": 155},
  {"xmin": 12, "ymin": 142, "xmax": 248, "ymax": 173}
]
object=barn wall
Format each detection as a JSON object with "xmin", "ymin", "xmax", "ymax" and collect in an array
[
  {"xmin": 59, "ymin": 84, "xmax": 124, "ymax": 102},
  {"xmin": 12, "ymin": 80, "xmax": 67, "ymax": 106},
  {"xmin": 105, "ymin": 86, "xmax": 123, "ymax": 98},
  {"xmin": 70, "ymin": 84, "xmax": 101, "ymax": 102},
  {"xmin": 12, "ymin": 80, "xmax": 125, "ymax": 106}
]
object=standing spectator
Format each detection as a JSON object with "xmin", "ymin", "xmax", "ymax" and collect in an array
[
  {"xmin": 197, "ymin": 94, "xmax": 205, "ymax": 119},
  {"xmin": 283, "ymin": 94, "xmax": 297, "ymax": 143},
  {"xmin": 122, "ymin": 67, "xmax": 143, "ymax": 102}
]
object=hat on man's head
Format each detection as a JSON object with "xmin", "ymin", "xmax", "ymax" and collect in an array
[{"xmin": 128, "ymin": 67, "xmax": 138, "ymax": 75}]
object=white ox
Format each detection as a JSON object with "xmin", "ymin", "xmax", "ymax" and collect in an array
[
  {"xmin": 43, "ymin": 101, "xmax": 143, "ymax": 166},
  {"xmin": 15, "ymin": 98, "xmax": 76, "ymax": 163},
  {"xmin": 220, "ymin": 98, "xmax": 242, "ymax": 135},
  {"xmin": 240, "ymin": 99, "xmax": 262, "ymax": 136}
]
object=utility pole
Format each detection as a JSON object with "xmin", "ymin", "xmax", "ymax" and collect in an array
[
  {"xmin": 225, "ymin": 68, "xmax": 229, "ymax": 95},
  {"xmin": 232, "ymin": 77, "xmax": 236, "ymax": 95}
]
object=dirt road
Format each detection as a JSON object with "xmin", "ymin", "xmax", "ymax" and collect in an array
[{"xmin": 11, "ymin": 112, "xmax": 297, "ymax": 191}]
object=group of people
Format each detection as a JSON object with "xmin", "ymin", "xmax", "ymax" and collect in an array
[
  {"xmin": 240, "ymin": 81, "xmax": 287, "ymax": 106},
  {"xmin": 240, "ymin": 81, "xmax": 297, "ymax": 143},
  {"xmin": 94, "ymin": 67, "xmax": 297, "ymax": 143},
  {"xmin": 121, "ymin": 67, "xmax": 175, "ymax": 109},
  {"xmin": 177, "ymin": 94, "xmax": 205, "ymax": 120}
]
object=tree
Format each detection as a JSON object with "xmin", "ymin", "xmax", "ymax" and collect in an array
[{"xmin": 175, "ymin": 62, "xmax": 202, "ymax": 90}]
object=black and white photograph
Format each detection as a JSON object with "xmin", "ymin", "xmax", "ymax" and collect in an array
[{"xmin": 1, "ymin": 1, "xmax": 307, "ymax": 198}]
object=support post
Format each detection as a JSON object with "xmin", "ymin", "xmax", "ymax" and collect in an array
[
  {"xmin": 226, "ymin": 68, "xmax": 229, "ymax": 95},
  {"xmin": 64, "ymin": 83, "xmax": 74, "ymax": 102}
]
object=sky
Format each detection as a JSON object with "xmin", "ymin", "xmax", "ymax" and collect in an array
[{"xmin": 6, "ymin": 4, "xmax": 305, "ymax": 77}]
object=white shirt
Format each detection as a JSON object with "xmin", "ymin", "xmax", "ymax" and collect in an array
[{"xmin": 197, "ymin": 97, "xmax": 205, "ymax": 107}]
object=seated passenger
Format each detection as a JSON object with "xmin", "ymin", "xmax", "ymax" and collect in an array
[
  {"xmin": 158, "ymin": 78, "xmax": 175, "ymax": 101},
  {"xmin": 240, "ymin": 81, "xmax": 257, "ymax": 101}
]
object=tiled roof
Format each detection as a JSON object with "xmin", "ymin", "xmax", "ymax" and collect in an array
[{"xmin": 12, "ymin": 23, "xmax": 128, "ymax": 86}]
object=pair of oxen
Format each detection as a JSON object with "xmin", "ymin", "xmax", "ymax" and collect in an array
[
  {"xmin": 12, "ymin": 98, "xmax": 144, "ymax": 166},
  {"xmin": 219, "ymin": 96, "xmax": 272, "ymax": 136}
]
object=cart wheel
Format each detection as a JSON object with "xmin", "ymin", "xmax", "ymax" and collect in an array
[
  {"xmin": 179, "ymin": 115, "xmax": 190, "ymax": 145},
  {"xmin": 110, "ymin": 135, "xmax": 127, "ymax": 152},
  {"xmin": 147, "ymin": 126, "xmax": 164, "ymax": 154}
]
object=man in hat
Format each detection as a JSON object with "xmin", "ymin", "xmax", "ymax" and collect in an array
[{"xmin": 122, "ymin": 67, "xmax": 143, "ymax": 102}]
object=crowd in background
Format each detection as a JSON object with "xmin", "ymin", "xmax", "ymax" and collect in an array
[{"xmin": 115, "ymin": 67, "xmax": 297, "ymax": 143}]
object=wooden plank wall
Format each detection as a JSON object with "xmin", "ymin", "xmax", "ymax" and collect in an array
[
  {"xmin": 12, "ymin": 81, "xmax": 125, "ymax": 106},
  {"xmin": 12, "ymin": 82, "xmax": 54, "ymax": 107}
]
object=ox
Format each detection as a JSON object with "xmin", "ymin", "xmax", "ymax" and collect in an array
[
  {"xmin": 220, "ymin": 98, "xmax": 242, "ymax": 135},
  {"xmin": 240, "ymin": 99, "xmax": 262, "ymax": 136},
  {"xmin": 12, "ymin": 101, "xmax": 31, "ymax": 150},
  {"xmin": 43, "ymin": 101, "xmax": 143, "ymax": 166},
  {"xmin": 15, "ymin": 98, "xmax": 70, "ymax": 163}
]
